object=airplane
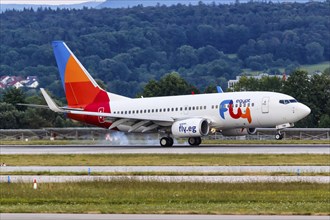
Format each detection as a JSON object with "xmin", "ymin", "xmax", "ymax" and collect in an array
[{"xmin": 37, "ymin": 41, "xmax": 311, "ymax": 147}]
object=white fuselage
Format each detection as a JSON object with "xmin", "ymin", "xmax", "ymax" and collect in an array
[{"xmin": 109, "ymin": 91, "xmax": 311, "ymax": 132}]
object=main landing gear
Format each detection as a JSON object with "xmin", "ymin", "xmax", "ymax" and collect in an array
[
  {"xmin": 160, "ymin": 137, "xmax": 174, "ymax": 147},
  {"xmin": 160, "ymin": 137, "xmax": 202, "ymax": 147},
  {"xmin": 275, "ymin": 131, "xmax": 284, "ymax": 140},
  {"xmin": 188, "ymin": 137, "xmax": 202, "ymax": 146}
]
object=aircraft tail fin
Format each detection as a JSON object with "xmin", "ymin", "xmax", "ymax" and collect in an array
[{"xmin": 52, "ymin": 41, "xmax": 113, "ymax": 108}]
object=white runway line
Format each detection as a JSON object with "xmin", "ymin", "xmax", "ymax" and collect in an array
[
  {"xmin": 2, "ymin": 165, "xmax": 329, "ymax": 173},
  {"xmin": 1, "ymin": 175, "xmax": 329, "ymax": 183}
]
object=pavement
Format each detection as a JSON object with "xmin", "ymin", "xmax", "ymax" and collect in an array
[
  {"xmin": 2, "ymin": 165, "xmax": 329, "ymax": 173},
  {"xmin": 1, "ymin": 144, "xmax": 329, "ymax": 154},
  {"xmin": 2, "ymin": 175, "xmax": 329, "ymax": 183}
]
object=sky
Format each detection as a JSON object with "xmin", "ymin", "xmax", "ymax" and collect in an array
[{"xmin": 1, "ymin": 0, "xmax": 104, "ymax": 5}]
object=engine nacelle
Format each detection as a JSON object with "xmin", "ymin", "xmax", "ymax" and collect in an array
[
  {"xmin": 221, "ymin": 128, "xmax": 257, "ymax": 136},
  {"xmin": 247, "ymin": 128, "xmax": 257, "ymax": 135},
  {"xmin": 171, "ymin": 118, "xmax": 209, "ymax": 138}
]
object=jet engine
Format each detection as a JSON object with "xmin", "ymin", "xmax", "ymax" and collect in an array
[
  {"xmin": 171, "ymin": 118, "xmax": 209, "ymax": 138},
  {"xmin": 221, "ymin": 128, "xmax": 257, "ymax": 136}
]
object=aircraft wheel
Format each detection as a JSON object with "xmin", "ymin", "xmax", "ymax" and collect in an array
[
  {"xmin": 275, "ymin": 133, "xmax": 284, "ymax": 140},
  {"xmin": 168, "ymin": 137, "xmax": 174, "ymax": 146},
  {"xmin": 160, "ymin": 137, "xmax": 173, "ymax": 147},
  {"xmin": 188, "ymin": 137, "xmax": 201, "ymax": 146},
  {"xmin": 195, "ymin": 137, "xmax": 202, "ymax": 145}
]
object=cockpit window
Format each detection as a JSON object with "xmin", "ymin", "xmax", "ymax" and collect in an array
[{"xmin": 279, "ymin": 99, "xmax": 298, "ymax": 104}]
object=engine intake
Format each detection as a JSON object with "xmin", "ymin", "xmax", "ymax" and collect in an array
[{"xmin": 171, "ymin": 118, "xmax": 209, "ymax": 138}]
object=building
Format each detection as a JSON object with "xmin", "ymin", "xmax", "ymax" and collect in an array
[
  {"xmin": 227, "ymin": 73, "xmax": 286, "ymax": 90},
  {"xmin": 0, "ymin": 75, "xmax": 39, "ymax": 89}
]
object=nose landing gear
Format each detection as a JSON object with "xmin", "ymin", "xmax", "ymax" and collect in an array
[{"xmin": 275, "ymin": 132, "xmax": 284, "ymax": 140}]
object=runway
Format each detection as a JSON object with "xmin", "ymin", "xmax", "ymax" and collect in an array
[
  {"xmin": 2, "ymin": 165, "xmax": 329, "ymax": 173},
  {"xmin": 2, "ymin": 175, "xmax": 329, "ymax": 183},
  {"xmin": 1, "ymin": 144, "xmax": 329, "ymax": 154},
  {"xmin": 1, "ymin": 214, "xmax": 329, "ymax": 220}
]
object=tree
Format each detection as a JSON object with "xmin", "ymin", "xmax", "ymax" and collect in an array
[
  {"xmin": 173, "ymin": 45, "xmax": 198, "ymax": 68},
  {"xmin": 283, "ymin": 70, "xmax": 310, "ymax": 101},
  {"xmin": 2, "ymin": 88, "xmax": 26, "ymax": 111},
  {"xmin": 308, "ymin": 72, "xmax": 330, "ymax": 127},
  {"xmin": 0, "ymin": 103, "xmax": 20, "ymax": 129},
  {"xmin": 140, "ymin": 72, "xmax": 199, "ymax": 97},
  {"xmin": 305, "ymin": 42, "xmax": 324, "ymax": 64}
]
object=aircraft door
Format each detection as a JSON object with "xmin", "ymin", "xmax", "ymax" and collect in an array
[{"xmin": 262, "ymin": 97, "xmax": 269, "ymax": 113}]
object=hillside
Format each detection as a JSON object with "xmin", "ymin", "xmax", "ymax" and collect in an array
[{"xmin": 0, "ymin": 1, "xmax": 329, "ymax": 97}]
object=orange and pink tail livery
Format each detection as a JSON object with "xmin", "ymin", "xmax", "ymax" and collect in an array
[{"xmin": 52, "ymin": 41, "xmax": 112, "ymax": 127}]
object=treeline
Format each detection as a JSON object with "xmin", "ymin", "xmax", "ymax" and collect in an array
[
  {"xmin": 0, "ymin": 2, "xmax": 329, "ymax": 97},
  {"xmin": 1, "ymin": 69, "xmax": 329, "ymax": 129}
]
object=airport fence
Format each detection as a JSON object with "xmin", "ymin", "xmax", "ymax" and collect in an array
[{"xmin": 0, "ymin": 127, "xmax": 329, "ymax": 142}]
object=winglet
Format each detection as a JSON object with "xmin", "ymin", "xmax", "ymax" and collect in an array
[
  {"xmin": 217, "ymin": 86, "xmax": 223, "ymax": 93},
  {"xmin": 40, "ymin": 88, "xmax": 64, "ymax": 113}
]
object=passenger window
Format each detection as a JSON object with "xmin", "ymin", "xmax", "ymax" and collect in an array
[
  {"xmin": 196, "ymin": 106, "xmax": 199, "ymax": 110},
  {"xmin": 180, "ymin": 107, "xmax": 183, "ymax": 111},
  {"xmin": 175, "ymin": 107, "xmax": 178, "ymax": 111},
  {"xmin": 215, "ymin": 105, "xmax": 218, "ymax": 109},
  {"xmin": 252, "ymin": 103, "xmax": 254, "ymax": 107},
  {"xmin": 211, "ymin": 105, "xmax": 214, "ymax": 109},
  {"xmin": 160, "ymin": 109, "xmax": 162, "ymax": 112},
  {"xmin": 171, "ymin": 108, "xmax": 174, "ymax": 111},
  {"xmin": 192, "ymin": 106, "xmax": 195, "ymax": 110},
  {"xmin": 148, "ymin": 110, "xmax": 150, "ymax": 113}
]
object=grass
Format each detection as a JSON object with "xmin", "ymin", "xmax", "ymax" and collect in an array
[
  {"xmin": 241, "ymin": 61, "xmax": 330, "ymax": 75},
  {"xmin": 1, "ymin": 139, "xmax": 329, "ymax": 145},
  {"xmin": 1, "ymin": 154, "xmax": 330, "ymax": 166},
  {"xmin": 0, "ymin": 181, "xmax": 329, "ymax": 215},
  {"xmin": 299, "ymin": 61, "xmax": 330, "ymax": 73},
  {"xmin": 1, "ymin": 171, "xmax": 329, "ymax": 176}
]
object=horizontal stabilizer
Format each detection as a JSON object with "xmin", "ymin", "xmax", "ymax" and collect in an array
[{"xmin": 40, "ymin": 88, "xmax": 65, "ymax": 113}]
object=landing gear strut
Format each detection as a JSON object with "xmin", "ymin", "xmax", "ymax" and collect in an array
[
  {"xmin": 188, "ymin": 137, "xmax": 202, "ymax": 146},
  {"xmin": 160, "ymin": 137, "xmax": 174, "ymax": 147},
  {"xmin": 275, "ymin": 131, "xmax": 284, "ymax": 140}
]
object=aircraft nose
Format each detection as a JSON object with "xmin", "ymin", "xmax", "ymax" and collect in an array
[{"xmin": 298, "ymin": 103, "xmax": 311, "ymax": 118}]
